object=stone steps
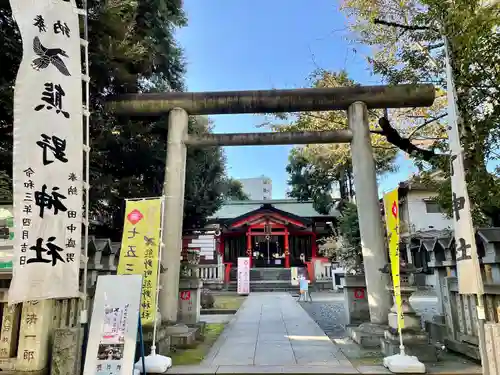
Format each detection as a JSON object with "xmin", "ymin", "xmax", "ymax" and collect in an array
[
  {"xmin": 227, "ymin": 280, "xmax": 298, "ymax": 292},
  {"xmin": 230, "ymin": 267, "xmax": 292, "ymax": 281}
]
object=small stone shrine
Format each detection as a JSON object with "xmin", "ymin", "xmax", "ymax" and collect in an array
[{"xmin": 379, "ymin": 261, "xmax": 437, "ymax": 361}]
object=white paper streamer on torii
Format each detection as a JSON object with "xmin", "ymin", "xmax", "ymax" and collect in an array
[{"xmin": 9, "ymin": 0, "xmax": 83, "ymax": 304}]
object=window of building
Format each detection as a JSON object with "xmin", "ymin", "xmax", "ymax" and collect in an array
[
  {"xmin": 425, "ymin": 201, "xmax": 443, "ymax": 213},
  {"xmin": 263, "ymin": 188, "xmax": 269, "ymax": 193}
]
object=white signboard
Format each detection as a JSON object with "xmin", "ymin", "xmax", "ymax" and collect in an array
[
  {"xmin": 8, "ymin": 0, "xmax": 83, "ymax": 303},
  {"xmin": 83, "ymin": 275, "xmax": 143, "ymax": 375},
  {"xmin": 237, "ymin": 257, "xmax": 250, "ymax": 295}
]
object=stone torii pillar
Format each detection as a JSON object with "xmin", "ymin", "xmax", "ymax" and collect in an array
[{"xmin": 107, "ymin": 84, "xmax": 435, "ymax": 325}]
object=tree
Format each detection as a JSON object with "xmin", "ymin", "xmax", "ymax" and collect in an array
[
  {"xmin": 273, "ymin": 70, "xmax": 442, "ymax": 213},
  {"xmin": 0, "ymin": 0, "xmax": 241, "ymax": 238},
  {"xmin": 341, "ymin": 0, "xmax": 500, "ymax": 225},
  {"xmin": 319, "ymin": 202, "xmax": 364, "ymax": 273},
  {"xmin": 221, "ymin": 179, "xmax": 250, "ymax": 201},
  {"xmin": 0, "ymin": 171, "xmax": 11, "ymax": 202}
]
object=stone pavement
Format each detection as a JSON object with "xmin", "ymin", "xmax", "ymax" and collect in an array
[{"xmin": 172, "ymin": 292, "xmax": 359, "ymax": 373}]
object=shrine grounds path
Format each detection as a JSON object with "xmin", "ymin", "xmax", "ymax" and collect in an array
[{"xmin": 172, "ymin": 292, "xmax": 359, "ymax": 374}]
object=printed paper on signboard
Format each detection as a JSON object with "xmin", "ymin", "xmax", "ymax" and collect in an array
[{"xmin": 83, "ymin": 275, "xmax": 142, "ymax": 375}]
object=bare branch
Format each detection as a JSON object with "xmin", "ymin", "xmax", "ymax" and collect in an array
[
  {"xmin": 407, "ymin": 113, "xmax": 447, "ymax": 139},
  {"xmin": 373, "ymin": 18, "xmax": 439, "ymax": 32},
  {"xmin": 428, "ymin": 43, "xmax": 445, "ymax": 50},
  {"xmin": 377, "ymin": 116, "xmax": 441, "ymax": 162}
]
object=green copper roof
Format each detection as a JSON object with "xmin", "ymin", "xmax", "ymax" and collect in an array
[{"xmin": 208, "ymin": 199, "xmax": 340, "ymax": 220}]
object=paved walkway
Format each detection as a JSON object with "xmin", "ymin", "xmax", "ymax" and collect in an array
[{"xmin": 191, "ymin": 292, "xmax": 358, "ymax": 373}]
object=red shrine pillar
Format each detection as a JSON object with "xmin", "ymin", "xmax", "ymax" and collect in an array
[
  {"xmin": 246, "ymin": 228, "xmax": 252, "ymax": 268},
  {"xmin": 311, "ymin": 232, "xmax": 318, "ymax": 258},
  {"xmin": 284, "ymin": 228, "xmax": 290, "ymax": 268}
]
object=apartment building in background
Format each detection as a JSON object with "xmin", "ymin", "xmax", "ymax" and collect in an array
[{"xmin": 237, "ymin": 176, "xmax": 272, "ymax": 200}]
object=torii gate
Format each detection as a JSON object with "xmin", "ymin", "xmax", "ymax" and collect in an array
[{"xmin": 108, "ymin": 84, "xmax": 435, "ymax": 325}]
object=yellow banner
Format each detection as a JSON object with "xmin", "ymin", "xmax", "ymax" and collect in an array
[
  {"xmin": 383, "ymin": 188, "xmax": 404, "ymax": 331},
  {"xmin": 117, "ymin": 198, "xmax": 162, "ymax": 326}
]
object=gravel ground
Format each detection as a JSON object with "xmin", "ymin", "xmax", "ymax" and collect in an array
[
  {"xmin": 299, "ymin": 299, "xmax": 347, "ymax": 339},
  {"xmin": 298, "ymin": 291, "xmax": 441, "ymax": 338}
]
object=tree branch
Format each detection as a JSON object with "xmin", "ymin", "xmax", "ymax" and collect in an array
[
  {"xmin": 407, "ymin": 113, "xmax": 447, "ymax": 139},
  {"xmin": 373, "ymin": 18, "xmax": 438, "ymax": 32},
  {"xmin": 377, "ymin": 116, "xmax": 440, "ymax": 162}
]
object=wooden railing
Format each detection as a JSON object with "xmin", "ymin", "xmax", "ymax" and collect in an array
[
  {"xmin": 410, "ymin": 230, "xmax": 500, "ymax": 364},
  {"xmin": 441, "ymin": 276, "xmax": 500, "ymax": 359}
]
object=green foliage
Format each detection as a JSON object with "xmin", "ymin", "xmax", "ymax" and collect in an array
[
  {"xmin": 221, "ymin": 179, "xmax": 250, "ymax": 201},
  {"xmin": 0, "ymin": 0, "xmax": 243, "ymax": 237},
  {"xmin": 338, "ymin": 203, "xmax": 361, "ymax": 249},
  {"xmin": 322, "ymin": 202, "xmax": 363, "ymax": 273},
  {"xmin": 0, "ymin": 171, "xmax": 11, "ymax": 202},
  {"xmin": 274, "ymin": 70, "xmax": 399, "ymax": 212},
  {"xmin": 342, "ymin": 0, "xmax": 500, "ymax": 225}
]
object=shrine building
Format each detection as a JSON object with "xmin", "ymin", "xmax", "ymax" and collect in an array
[{"xmin": 188, "ymin": 199, "xmax": 340, "ymax": 269}]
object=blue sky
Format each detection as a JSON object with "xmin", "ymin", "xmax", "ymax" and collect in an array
[{"xmin": 176, "ymin": 0, "xmax": 416, "ymax": 198}]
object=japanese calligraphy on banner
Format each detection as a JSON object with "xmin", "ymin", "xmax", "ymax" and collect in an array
[
  {"xmin": 237, "ymin": 257, "xmax": 250, "ymax": 295},
  {"xmin": 383, "ymin": 189, "xmax": 404, "ymax": 331},
  {"xmin": 444, "ymin": 45, "xmax": 484, "ymax": 296},
  {"xmin": 117, "ymin": 199, "xmax": 161, "ymax": 326},
  {"xmin": 9, "ymin": 0, "xmax": 83, "ymax": 304}
]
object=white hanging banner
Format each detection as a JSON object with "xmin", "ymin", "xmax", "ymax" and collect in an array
[
  {"xmin": 9, "ymin": 0, "xmax": 83, "ymax": 304},
  {"xmin": 444, "ymin": 39, "xmax": 483, "ymax": 296}
]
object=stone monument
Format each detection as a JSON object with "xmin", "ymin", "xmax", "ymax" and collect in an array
[{"xmin": 169, "ymin": 249, "xmax": 204, "ymax": 348}]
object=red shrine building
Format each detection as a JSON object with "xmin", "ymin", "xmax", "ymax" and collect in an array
[{"xmin": 183, "ymin": 200, "xmax": 340, "ymax": 271}]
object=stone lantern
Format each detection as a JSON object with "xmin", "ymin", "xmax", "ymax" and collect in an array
[
  {"xmin": 379, "ymin": 261, "xmax": 437, "ymax": 361},
  {"xmin": 178, "ymin": 248, "xmax": 202, "ymax": 325}
]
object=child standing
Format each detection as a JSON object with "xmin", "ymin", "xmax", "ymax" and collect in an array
[{"xmin": 297, "ymin": 275, "xmax": 312, "ymax": 302}]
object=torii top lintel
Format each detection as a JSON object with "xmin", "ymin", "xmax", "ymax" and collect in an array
[{"xmin": 107, "ymin": 84, "xmax": 435, "ymax": 116}]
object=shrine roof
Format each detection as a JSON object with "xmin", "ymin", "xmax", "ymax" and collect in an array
[{"xmin": 208, "ymin": 199, "xmax": 340, "ymax": 220}]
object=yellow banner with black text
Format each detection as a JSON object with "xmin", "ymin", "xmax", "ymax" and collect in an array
[
  {"xmin": 383, "ymin": 188, "xmax": 404, "ymax": 331},
  {"xmin": 117, "ymin": 198, "xmax": 162, "ymax": 326}
]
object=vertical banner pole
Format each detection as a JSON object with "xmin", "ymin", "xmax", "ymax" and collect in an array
[
  {"xmin": 151, "ymin": 195, "xmax": 166, "ymax": 354},
  {"xmin": 80, "ymin": 0, "xmax": 91, "ymax": 326}
]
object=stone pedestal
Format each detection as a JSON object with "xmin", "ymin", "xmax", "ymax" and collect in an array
[
  {"xmin": 50, "ymin": 327, "xmax": 83, "ymax": 375},
  {"xmin": 16, "ymin": 300, "xmax": 54, "ymax": 372},
  {"xmin": 381, "ymin": 272, "xmax": 437, "ymax": 362},
  {"xmin": 343, "ymin": 275, "xmax": 388, "ymax": 348},
  {"xmin": 135, "ymin": 324, "xmax": 171, "ymax": 359},
  {"xmin": 178, "ymin": 277, "xmax": 202, "ymax": 325},
  {"xmin": 381, "ymin": 328, "xmax": 437, "ymax": 362},
  {"xmin": 348, "ymin": 322, "xmax": 387, "ymax": 348},
  {"xmin": 343, "ymin": 275, "xmax": 370, "ymax": 325}
]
